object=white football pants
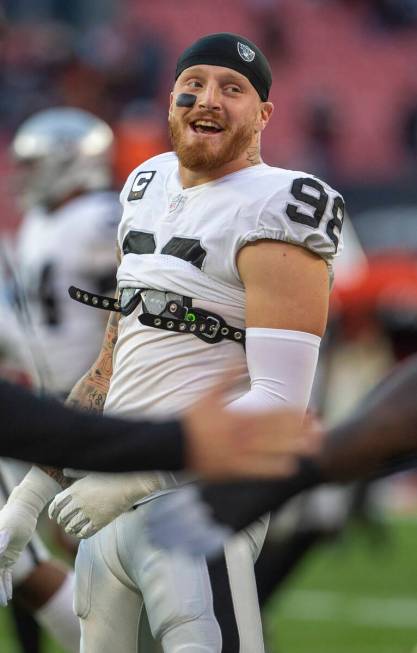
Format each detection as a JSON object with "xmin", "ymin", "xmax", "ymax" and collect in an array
[{"xmin": 74, "ymin": 495, "xmax": 267, "ymax": 652}]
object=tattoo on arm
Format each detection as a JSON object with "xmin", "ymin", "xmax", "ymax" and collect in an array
[
  {"xmin": 65, "ymin": 309, "xmax": 120, "ymax": 414},
  {"xmin": 38, "ymin": 309, "xmax": 121, "ymax": 489}
]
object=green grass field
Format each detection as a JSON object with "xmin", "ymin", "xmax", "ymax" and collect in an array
[
  {"xmin": 1, "ymin": 516, "xmax": 417, "ymax": 653},
  {"xmin": 264, "ymin": 516, "xmax": 417, "ymax": 653}
]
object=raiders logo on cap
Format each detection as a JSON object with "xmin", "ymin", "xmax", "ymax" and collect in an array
[
  {"xmin": 175, "ymin": 33, "xmax": 271, "ymax": 101},
  {"xmin": 237, "ymin": 41, "xmax": 255, "ymax": 63}
]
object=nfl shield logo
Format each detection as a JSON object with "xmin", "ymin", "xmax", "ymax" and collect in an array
[
  {"xmin": 168, "ymin": 193, "xmax": 186, "ymax": 213},
  {"xmin": 237, "ymin": 42, "xmax": 255, "ymax": 63}
]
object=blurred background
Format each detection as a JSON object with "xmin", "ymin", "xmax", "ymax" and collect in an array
[{"xmin": 1, "ymin": 1, "xmax": 417, "ymax": 652}]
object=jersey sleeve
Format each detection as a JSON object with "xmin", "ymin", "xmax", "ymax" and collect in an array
[{"xmin": 241, "ymin": 174, "xmax": 345, "ymax": 270}]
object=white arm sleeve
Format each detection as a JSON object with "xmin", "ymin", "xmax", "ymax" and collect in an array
[{"xmin": 229, "ymin": 328, "xmax": 321, "ymax": 412}]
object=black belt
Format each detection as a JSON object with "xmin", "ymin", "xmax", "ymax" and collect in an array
[
  {"xmin": 69, "ymin": 285, "xmax": 245, "ymax": 347},
  {"xmin": 68, "ymin": 286, "xmax": 123, "ymax": 312},
  {"xmin": 139, "ymin": 299, "xmax": 245, "ymax": 345}
]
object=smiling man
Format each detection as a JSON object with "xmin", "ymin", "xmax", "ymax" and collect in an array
[{"xmin": 0, "ymin": 33, "xmax": 344, "ymax": 652}]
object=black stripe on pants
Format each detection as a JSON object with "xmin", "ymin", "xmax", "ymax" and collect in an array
[{"xmin": 208, "ymin": 554, "xmax": 240, "ymax": 653}]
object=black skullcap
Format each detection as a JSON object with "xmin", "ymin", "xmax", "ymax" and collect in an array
[{"xmin": 175, "ymin": 33, "xmax": 272, "ymax": 102}]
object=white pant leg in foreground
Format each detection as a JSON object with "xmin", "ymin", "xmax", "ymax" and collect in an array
[{"xmin": 74, "ymin": 495, "xmax": 267, "ymax": 652}]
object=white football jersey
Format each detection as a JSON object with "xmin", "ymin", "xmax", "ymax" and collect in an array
[
  {"xmin": 105, "ymin": 152, "xmax": 344, "ymax": 419},
  {"xmin": 15, "ymin": 191, "xmax": 120, "ymax": 394},
  {"xmin": 0, "ymin": 252, "xmax": 38, "ymax": 384}
]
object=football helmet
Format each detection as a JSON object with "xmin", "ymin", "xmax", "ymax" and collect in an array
[{"xmin": 11, "ymin": 107, "xmax": 114, "ymax": 210}]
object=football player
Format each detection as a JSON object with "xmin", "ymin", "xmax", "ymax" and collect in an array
[
  {"xmin": 0, "ymin": 107, "xmax": 121, "ymax": 652},
  {"xmin": 0, "ymin": 244, "xmax": 81, "ymax": 653},
  {"xmin": 0, "ymin": 33, "xmax": 344, "ymax": 652},
  {"xmin": 12, "ymin": 106, "xmax": 120, "ymax": 396},
  {"xmin": 0, "ymin": 331, "xmax": 80, "ymax": 653}
]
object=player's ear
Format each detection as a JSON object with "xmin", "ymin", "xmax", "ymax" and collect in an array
[
  {"xmin": 257, "ymin": 102, "xmax": 274, "ymax": 132},
  {"xmin": 253, "ymin": 101, "xmax": 273, "ymax": 134}
]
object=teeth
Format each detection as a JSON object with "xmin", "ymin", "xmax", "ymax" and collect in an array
[{"xmin": 194, "ymin": 120, "xmax": 222, "ymax": 129}]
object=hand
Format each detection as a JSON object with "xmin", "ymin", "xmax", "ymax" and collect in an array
[
  {"xmin": 49, "ymin": 472, "xmax": 161, "ymax": 538},
  {"xmin": 0, "ymin": 532, "xmax": 12, "ymax": 606},
  {"xmin": 0, "ymin": 467, "xmax": 60, "ymax": 605},
  {"xmin": 182, "ymin": 377, "xmax": 322, "ymax": 479},
  {"xmin": 0, "ymin": 497, "xmax": 39, "ymax": 606}
]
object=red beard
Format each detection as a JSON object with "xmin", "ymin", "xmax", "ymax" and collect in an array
[{"xmin": 169, "ymin": 115, "xmax": 255, "ymax": 172}]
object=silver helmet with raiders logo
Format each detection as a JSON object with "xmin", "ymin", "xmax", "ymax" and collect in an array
[{"xmin": 11, "ymin": 107, "xmax": 114, "ymax": 210}]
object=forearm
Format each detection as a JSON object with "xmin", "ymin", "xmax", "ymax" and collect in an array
[
  {"xmin": 65, "ymin": 367, "xmax": 110, "ymax": 414},
  {"xmin": 65, "ymin": 309, "xmax": 119, "ymax": 413},
  {"xmin": 38, "ymin": 310, "xmax": 120, "ymax": 484},
  {"xmin": 38, "ymin": 369, "xmax": 110, "ymax": 487},
  {"xmin": 0, "ymin": 379, "xmax": 185, "ymax": 472},
  {"xmin": 319, "ymin": 355, "xmax": 417, "ymax": 482},
  {"xmin": 0, "ymin": 466, "xmax": 63, "ymax": 606},
  {"xmin": 196, "ymin": 355, "xmax": 417, "ymax": 535}
]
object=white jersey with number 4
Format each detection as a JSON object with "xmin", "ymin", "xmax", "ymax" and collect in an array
[
  {"xmin": 15, "ymin": 191, "xmax": 120, "ymax": 394},
  {"xmin": 106, "ymin": 151, "xmax": 344, "ymax": 418}
]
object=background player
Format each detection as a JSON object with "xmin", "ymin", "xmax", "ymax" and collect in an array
[
  {"xmin": 0, "ymin": 106, "xmax": 121, "ymax": 652},
  {"xmin": 0, "ymin": 236, "xmax": 80, "ymax": 653},
  {"xmin": 12, "ymin": 106, "xmax": 120, "ymax": 396}
]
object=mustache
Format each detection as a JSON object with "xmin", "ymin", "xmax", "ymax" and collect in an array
[{"xmin": 184, "ymin": 113, "xmax": 228, "ymax": 131}]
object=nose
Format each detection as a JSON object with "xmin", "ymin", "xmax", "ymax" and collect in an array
[{"xmin": 198, "ymin": 83, "xmax": 221, "ymax": 112}]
